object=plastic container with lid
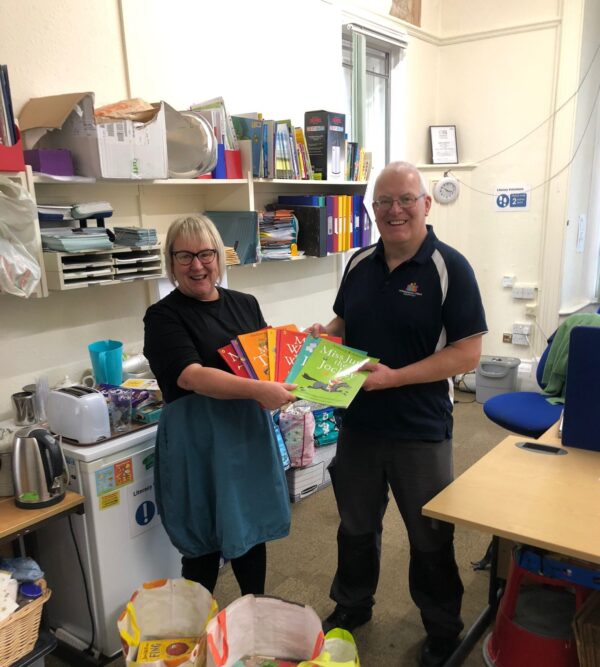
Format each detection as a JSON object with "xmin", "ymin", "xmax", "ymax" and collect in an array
[{"xmin": 18, "ymin": 582, "xmax": 43, "ymax": 607}]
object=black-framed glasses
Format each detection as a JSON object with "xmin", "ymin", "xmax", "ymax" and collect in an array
[
  {"xmin": 171, "ymin": 249, "xmax": 217, "ymax": 266},
  {"xmin": 373, "ymin": 194, "xmax": 426, "ymax": 212}
]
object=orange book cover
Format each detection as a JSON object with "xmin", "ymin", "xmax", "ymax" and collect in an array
[
  {"xmin": 237, "ymin": 328, "xmax": 271, "ymax": 380},
  {"xmin": 267, "ymin": 324, "xmax": 298, "ymax": 381},
  {"xmin": 333, "ymin": 195, "xmax": 340, "ymax": 253},
  {"xmin": 217, "ymin": 343, "xmax": 251, "ymax": 378}
]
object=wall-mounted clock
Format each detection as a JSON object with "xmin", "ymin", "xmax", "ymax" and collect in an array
[{"xmin": 433, "ymin": 176, "xmax": 460, "ymax": 205}]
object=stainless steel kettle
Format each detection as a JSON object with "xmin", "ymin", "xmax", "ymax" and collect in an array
[{"xmin": 12, "ymin": 426, "xmax": 68, "ymax": 509}]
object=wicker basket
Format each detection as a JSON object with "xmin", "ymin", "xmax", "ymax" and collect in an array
[{"xmin": 0, "ymin": 579, "xmax": 51, "ymax": 667}]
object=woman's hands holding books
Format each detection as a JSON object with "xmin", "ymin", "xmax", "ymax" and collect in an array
[{"xmin": 255, "ymin": 381, "xmax": 297, "ymax": 410}]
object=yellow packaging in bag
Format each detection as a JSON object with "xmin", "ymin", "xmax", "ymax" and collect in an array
[{"xmin": 137, "ymin": 638, "xmax": 198, "ymax": 661}]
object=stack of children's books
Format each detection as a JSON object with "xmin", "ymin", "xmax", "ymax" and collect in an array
[{"xmin": 218, "ymin": 326, "xmax": 377, "ymax": 408}]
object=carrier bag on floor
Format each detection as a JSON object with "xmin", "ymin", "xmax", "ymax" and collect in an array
[
  {"xmin": 206, "ymin": 594, "xmax": 324, "ymax": 667},
  {"xmin": 118, "ymin": 578, "xmax": 218, "ymax": 666},
  {"xmin": 298, "ymin": 628, "xmax": 360, "ymax": 667}
]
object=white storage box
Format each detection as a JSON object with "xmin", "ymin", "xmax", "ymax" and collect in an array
[
  {"xmin": 476, "ymin": 355, "xmax": 520, "ymax": 404},
  {"xmin": 286, "ymin": 462, "xmax": 324, "ymax": 502},
  {"xmin": 19, "ymin": 93, "xmax": 168, "ymax": 179},
  {"xmin": 286, "ymin": 442, "xmax": 336, "ymax": 503}
]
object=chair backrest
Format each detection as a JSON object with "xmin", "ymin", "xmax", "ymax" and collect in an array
[
  {"xmin": 536, "ymin": 306, "xmax": 600, "ymax": 389},
  {"xmin": 561, "ymin": 325, "xmax": 600, "ymax": 451},
  {"xmin": 536, "ymin": 332, "xmax": 555, "ymax": 389}
]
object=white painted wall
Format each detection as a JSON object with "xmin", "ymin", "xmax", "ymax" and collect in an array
[{"xmin": 0, "ymin": 0, "xmax": 596, "ymax": 419}]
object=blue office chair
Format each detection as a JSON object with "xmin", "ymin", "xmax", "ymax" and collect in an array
[
  {"xmin": 482, "ymin": 333, "xmax": 563, "ymax": 439},
  {"xmin": 483, "ymin": 308, "xmax": 600, "ymax": 439}
]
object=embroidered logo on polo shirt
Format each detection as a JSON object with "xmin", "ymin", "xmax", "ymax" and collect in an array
[{"xmin": 399, "ymin": 282, "xmax": 422, "ymax": 297}]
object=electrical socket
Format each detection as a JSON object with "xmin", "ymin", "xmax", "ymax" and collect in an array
[
  {"xmin": 502, "ymin": 333, "xmax": 513, "ymax": 343},
  {"xmin": 512, "ymin": 322, "xmax": 532, "ymax": 335},
  {"xmin": 512, "ymin": 333, "xmax": 530, "ymax": 346},
  {"xmin": 512, "ymin": 283, "xmax": 537, "ymax": 300}
]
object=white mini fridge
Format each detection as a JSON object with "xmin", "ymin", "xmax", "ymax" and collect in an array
[{"xmin": 34, "ymin": 425, "xmax": 181, "ymax": 659}]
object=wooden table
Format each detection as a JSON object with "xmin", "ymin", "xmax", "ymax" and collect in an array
[
  {"xmin": 0, "ymin": 491, "xmax": 85, "ymax": 666},
  {"xmin": 0, "ymin": 491, "xmax": 85, "ymax": 547},
  {"xmin": 422, "ymin": 423, "xmax": 600, "ymax": 664}
]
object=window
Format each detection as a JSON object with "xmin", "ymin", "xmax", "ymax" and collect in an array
[
  {"xmin": 342, "ymin": 37, "xmax": 390, "ymax": 175},
  {"xmin": 341, "ymin": 19, "xmax": 406, "ymax": 176}
]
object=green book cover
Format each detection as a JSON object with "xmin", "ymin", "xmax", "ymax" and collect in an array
[
  {"xmin": 290, "ymin": 339, "xmax": 377, "ymax": 408},
  {"xmin": 285, "ymin": 334, "xmax": 321, "ymax": 384}
]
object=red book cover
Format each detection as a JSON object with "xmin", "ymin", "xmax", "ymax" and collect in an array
[
  {"xmin": 275, "ymin": 329, "xmax": 308, "ymax": 383},
  {"xmin": 217, "ymin": 343, "xmax": 251, "ymax": 378}
]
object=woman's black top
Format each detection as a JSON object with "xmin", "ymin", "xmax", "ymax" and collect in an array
[{"xmin": 144, "ymin": 287, "xmax": 266, "ymax": 403}]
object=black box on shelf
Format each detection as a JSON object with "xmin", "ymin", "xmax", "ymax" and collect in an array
[{"xmin": 304, "ymin": 110, "xmax": 345, "ymax": 181}]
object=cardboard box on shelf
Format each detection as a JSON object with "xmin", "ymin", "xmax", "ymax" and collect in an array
[
  {"xmin": 19, "ymin": 92, "xmax": 168, "ymax": 179},
  {"xmin": 304, "ymin": 110, "xmax": 345, "ymax": 181}
]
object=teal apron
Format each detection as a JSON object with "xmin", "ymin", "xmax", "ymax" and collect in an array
[{"xmin": 155, "ymin": 394, "xmax": 290, "ymax": 559}]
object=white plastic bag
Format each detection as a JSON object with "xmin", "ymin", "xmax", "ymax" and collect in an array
[
  {"xmin": 206, "ymin": 594, "xmax": 324, "ymax": 667},
  {"xmin": 0, "ymin": 175, "xmax": 41, "ymax": 297}
]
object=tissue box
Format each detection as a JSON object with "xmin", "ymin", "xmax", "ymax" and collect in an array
[{"xmin": 24, "ymin": 148, "xmax": 74, "ymax": 176}]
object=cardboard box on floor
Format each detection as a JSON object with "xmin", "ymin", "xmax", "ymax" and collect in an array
[{"xmin": 19, "ymin": 92, "xmax": 168, "ymax": 179}]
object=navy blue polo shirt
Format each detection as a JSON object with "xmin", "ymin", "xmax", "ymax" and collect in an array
[{"xmin": 334, "ymin": 225, "xmax": 487, "ymax": 441}]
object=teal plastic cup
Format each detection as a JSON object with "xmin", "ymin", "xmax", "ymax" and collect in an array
[{"xmin": 88, "ymin": 340, "xmax": 123, "ymax": 385}]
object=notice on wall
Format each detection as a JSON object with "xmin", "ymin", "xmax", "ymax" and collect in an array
[{"xmin": 494, "ymin": 185, "xmax": 531, "ymax": 212}]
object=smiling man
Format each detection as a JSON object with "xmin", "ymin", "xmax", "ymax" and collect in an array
[{"xmin": 310, "ymin": 161, "xmax": 488, "ymax": 666}]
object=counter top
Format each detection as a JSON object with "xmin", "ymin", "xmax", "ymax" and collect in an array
[{"xmin": 0, "ymin": 491, "xmax": 85, "ymax": 545}]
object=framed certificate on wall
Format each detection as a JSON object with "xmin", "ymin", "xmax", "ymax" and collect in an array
[{"xmin": 429, "ymin": 125, "xmax": 458, "ymax": 164}]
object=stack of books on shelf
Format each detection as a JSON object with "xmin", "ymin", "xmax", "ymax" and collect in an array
[
  {"xmin": 275, "ymin": 193, "xmax": 370, "ymax": 254},
  {"xmin": 218, "ymin": 325, "xmax": 376, "ymax": 409},
  {"xmin": 258, "ymin": 210, "xmax": 299, "ymax": 261},
  {"xmin": 113, "ymin": 227, "xmax": 158, "ymax": 247},
  {"xmin": 345, "ymin": 142, "xmax": 372, "ymax": 181},
  {"xmin": 230, "ymin": 110, "xmax": 369, "ymax": 181},
  {"xmin": 190, "ymin": 96, "xmax": 242, "ymax": 179}
]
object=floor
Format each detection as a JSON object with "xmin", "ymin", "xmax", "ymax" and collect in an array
[{"xmin": 45, "ymin": 389, "xmax": 509, "ymax": 667}]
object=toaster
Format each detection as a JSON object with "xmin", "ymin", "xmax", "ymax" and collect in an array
[{"xmin": 46, "ymin": 385, "xmax": 110, "ymax": 444}]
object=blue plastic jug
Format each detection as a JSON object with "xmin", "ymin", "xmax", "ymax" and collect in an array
[{"xmin": 88, "ymin": 340, "xmax": 123, "ymax": 385}]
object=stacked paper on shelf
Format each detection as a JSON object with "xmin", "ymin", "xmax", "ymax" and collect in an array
[
  {"xmin": 36, "ymin": 204, "xmax": 74, "ymax": 222},
  {"xmin": 259, "ymin": 210, "xmax": 299, "ymax": 261},
  {"xmin": 113, "ymin": 227, "xmax": 158, "ymax": 247},
  {"xmin": 41, "ymin": 229, "xmax": 113, "ymax": 252}
]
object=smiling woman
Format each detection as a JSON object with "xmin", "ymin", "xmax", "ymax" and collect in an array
[
  {"xmin": 163, "ymin": 215, "xmax": 225, "ymax": 301},
  {"xmin": 143, "ymin": 213, "xmax": 297, "ymax": 598}
]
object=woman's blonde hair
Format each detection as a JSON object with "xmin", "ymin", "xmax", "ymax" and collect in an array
[{"xmin": 164, "ymin": 214, "xmax": 226, "ymax": 285}]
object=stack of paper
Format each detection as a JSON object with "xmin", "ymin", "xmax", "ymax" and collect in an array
[
  {"xmin": 113, "ymin": 227, "xmax": 158, "ymax": 247},
  {"xmin": 41, "ymin": 229, "xmax": 113, "ymax": 252},
  {"xmin": 37, "ymin": 204, "xmax": 74, "ymax": 222},
  {"xmin": 259, "ymin": 210, "xmax": 299, "ymax": 261}
]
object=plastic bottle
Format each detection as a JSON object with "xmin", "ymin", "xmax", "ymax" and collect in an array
[{"xmin": 17, "ymin": 582, "xmax": 42, "ymax": 607}]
